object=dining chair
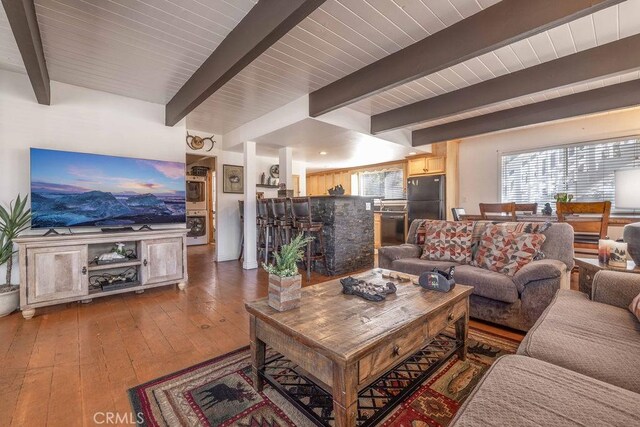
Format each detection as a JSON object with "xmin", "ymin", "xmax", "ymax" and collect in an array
[
  {"xmin": 479, "ymin": 202, "xmax": 517, "ymax": 220},
  {"xmin": 515, "ymin": 203, "xmax": 538, "ymax": 215},
  {"xmin": 556, "ymin": 201, "xmax": 611, "ymax": 255},
  {"xmin": 451, "ymin": 207, "xmax": 466, "ymax": 221}
]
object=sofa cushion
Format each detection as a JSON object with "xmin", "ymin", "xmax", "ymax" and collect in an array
[
  {"xmin": 449, "ymin": 355, "xmax": 640, "ymax": 427},
  {"xmin": 390, "ymin": 258, "xmax": 459, "ymax": 276},
  {"xmin": 518, "ymin": 289, "xmax": 640, "ymax": 393},
  {"xmin": 631, "ymin": 292, "xmax": 640, "ymax": 321},
  {"xmin": 472, "ymin": 224, "xmax": 546, "ymax": 276},
  {"xmin": 419, "ymin": 220, "xmax": 474, "ymax": 264},
  {"xmin": 454, "ymin": 264, "xmax": 519, "ymax": 303}
]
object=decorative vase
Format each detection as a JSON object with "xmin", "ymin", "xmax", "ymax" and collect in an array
[
  {"xmin": 268, "ymin": 274, "xmax": 301, "ymax": 311},
  {"xmin": 0, "ymin": 287, "xmax": 19, "ymax": 317},
  {"xmin": 623, "ymin": 223, "xmax": 640, "ymax": 266}
]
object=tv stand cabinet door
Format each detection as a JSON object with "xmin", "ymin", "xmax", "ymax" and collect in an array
[
  {"xmin": 140, "ymin": 237, "xmax": 184, "ymax": 285},
  {"xmin": 26, "ymin": 245, "xmax": 89, "ymax": 304}
]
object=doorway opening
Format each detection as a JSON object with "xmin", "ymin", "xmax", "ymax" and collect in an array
[{"xmin": 186, "ymin": 154, "xmax": 216, "ymax": 251}]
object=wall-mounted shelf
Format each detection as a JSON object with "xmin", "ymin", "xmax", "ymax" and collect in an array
[{"xmin": 257, "ymin": 184, "xmax": 279, "ymax": 188}]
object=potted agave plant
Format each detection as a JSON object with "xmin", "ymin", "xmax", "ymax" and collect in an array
[
  {"xmin": 0, "ymin": 195, "xmax": 31, "ymax": 317},
  {"xmin": 262, "ymin": 233, "xmax": 313, "ymax": 311}
]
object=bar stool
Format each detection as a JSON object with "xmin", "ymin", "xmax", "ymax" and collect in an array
[
  {"xmin": 238, "ymin": 200, "xmax": 244, "ymax": 261},
  {"xmin": 257, "ymin": 198, "xmax": 275, "ymax": 264},
  {"xmin": 270, "ymin": 198, "xmax": 293, "ymax": 252},
  {"xmin": 290, "ymin": 197, "xmax": 327, "ymax": 281}
]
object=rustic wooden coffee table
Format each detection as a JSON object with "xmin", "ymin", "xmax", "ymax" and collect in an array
[{"xmin": 245, "ymin": 269, "xmax": 473, "ymax": 427}]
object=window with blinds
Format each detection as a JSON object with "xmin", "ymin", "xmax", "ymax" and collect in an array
[
  {"xmin": 501, "ymin": 137, "xmax": 640, "ymax": 212},
  {"xmin": 359, "ymin": 169, "xmax": 405, "ymax": 199}
]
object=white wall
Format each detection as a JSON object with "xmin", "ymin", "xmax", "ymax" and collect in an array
[
  {"xmin": 187, "ymin": 130, "xmax": 307, "ymax": 262},
  {"xmin": 458, "ymin": 108, "xmax": 640, "ymax": 213},
  {"xmin": 0, "ymin": 69, "xmax": 187, "ymax": 283}
]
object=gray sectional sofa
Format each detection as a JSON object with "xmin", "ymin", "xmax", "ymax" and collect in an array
[
  {"xmin": 378, "ymin": 220, "xmax": 575, "ymax": 331},
  {"xmin": 450, "ymin": 270, "xmax": 640, "ymax": 426}
]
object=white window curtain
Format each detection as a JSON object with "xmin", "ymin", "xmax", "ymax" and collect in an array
[
  {"xmin": 358, "ymin": 168, "xmax": 405, "ymax": 199},
  {"xmin": 501, "ymin": 137, "xmax": 640, "ymax": 212}
]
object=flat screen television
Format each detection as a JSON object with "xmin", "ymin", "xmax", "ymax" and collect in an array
[{"xmin": 30, "ymin": 148, "xmax": 186, "ymax": 229}]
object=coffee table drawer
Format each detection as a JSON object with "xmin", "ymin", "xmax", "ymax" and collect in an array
[
  {"xmin": 427, "ymin": 298, "xmax": 467, "ymax": 338},
  {"xmin": 358, "ymin": 323, "xmax": 428, "ymax": 385}
]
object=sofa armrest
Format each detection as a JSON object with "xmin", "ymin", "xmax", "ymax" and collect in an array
[
  {"xmin": 512, "ymin": 259, "xmax": 568, "ymax": 293},
  {"xmin": 378, "ymin": 244, "xmax": 422, "ymax": 269},
  {"xmin": 591, "ymin": 270, "xmax": 640, "ymax": 309}
]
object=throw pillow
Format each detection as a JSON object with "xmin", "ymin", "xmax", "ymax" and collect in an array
[
  {"xmin": 420, "ymin": 220, "xmax": 474, "ymax": 264},
  {"xmin": 415, "ymin": 220, "xmax": 428, "ymax": 246},
  {"xmin": 472, "ymin": 224, "xmax": 547, "ymax": 276},
  {"xmin": 470, "ymin": 221, "xmax": 551, "ymax": 261},
  {"xmin": 630, "ymin": 293, "xmax": 640, "ymax": 321}
]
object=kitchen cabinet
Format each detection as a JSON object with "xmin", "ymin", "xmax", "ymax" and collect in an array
[
  {"xmin": 306, "ymin": 171, "xmax": 352, "ymax": 196},
  {"xmin": 307, "ymin": 175, "xmax": 319, "ymax": 196},
  {"xmin": 407, "ymin": 156, "xmax": 446, "ymax": 176}
]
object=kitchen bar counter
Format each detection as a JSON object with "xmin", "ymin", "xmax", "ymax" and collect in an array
[{"xmin": 309, "ymin": 196, "xmax": 374, "ymax": 275}]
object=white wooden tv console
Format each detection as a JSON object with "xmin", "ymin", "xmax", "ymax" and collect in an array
[{"xmin": 14, "ymin": 228, "xmax": 188, "ymax": 319}]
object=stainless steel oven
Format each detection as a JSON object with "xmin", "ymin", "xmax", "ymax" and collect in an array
[{"xmin": 379, "ymin": 200, "xmax": 407, "ymax": 246}]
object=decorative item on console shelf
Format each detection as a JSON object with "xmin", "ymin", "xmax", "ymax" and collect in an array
[
  {"xmin": 89, "ymin": 267, "xmax": 139, "ymax": 292},
  {"xmin": 93, "ymin": 242, "xmax": 136, "ymax": 265}
]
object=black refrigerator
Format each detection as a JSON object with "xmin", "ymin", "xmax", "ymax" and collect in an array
[{"xmin": 407, "ymin": 175, "xmax": 446, "ymax": 224}]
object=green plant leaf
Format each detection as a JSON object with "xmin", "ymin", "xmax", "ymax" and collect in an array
[{"xmin": 0, "ymin": 195, "xmax": 31, "ymax": 270}]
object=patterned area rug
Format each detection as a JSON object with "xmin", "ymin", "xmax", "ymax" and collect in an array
[{"xmin": 129, "ymin": 329, "xmax": 518, "ymax": 426}]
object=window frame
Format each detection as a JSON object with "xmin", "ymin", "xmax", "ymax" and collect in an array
[
  {"xmin": 498, "ymin": 135, "xmax": 640, "ymax": 213},
  {"xmin": 357, "ymin": 167, "xmax": 406, "ymax": 200}
]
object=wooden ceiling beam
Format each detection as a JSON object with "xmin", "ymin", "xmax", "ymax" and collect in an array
[
  {"xmin": 165, "ymin": 0, "xmax": 325, "ymax": 127},
  {"xmin": 2, "ymin": 0, "xmax": 50, "ymax": 105},
  {"xmin": 308, "ymin": 0, "xmax": 623, "ymax": 117},
  {"xmin": 411, "ymin": 79, "xmax": 640, "ymax": 146},
  {"xmin": 373, "ymin": 34, "xmax": 640, "ymax": 133}
]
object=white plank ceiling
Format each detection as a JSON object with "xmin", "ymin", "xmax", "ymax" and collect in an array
[
  {"xmin": 3, "ymin": 0, "xmax": 640, "ymax": 138},
  {"xmin": 32, "ymin": 0, "xmax": 256, "ymax": 103},
  {"xmin": 188, "ymin": 0, "xmax": 502, "ymax": 133},
  {"xmin": 0, "ymin": 6, "xmax": 25, "ymax": 74},
  {"xmin": 188, "ymin": 0, "xmax": 640, "ymax": 134},
  {"xmin": 351, "ymin": 0, "xmax": 640, "ymax": 118}
]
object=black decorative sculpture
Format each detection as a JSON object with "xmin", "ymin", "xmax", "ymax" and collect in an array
[
  {"xmin": 542, "ymin": 203, "xmax": 553, "ymax": 216},
  {"xmin": 186, "ymin": 132, "xmax": 215, "ymax": 151},
  {"xmin": 340, "ymin": 277, "xmax": 396, "ymax": 301},
  {"xmin": 328, "ymin": 184, "xmax": 345, "ymax": 195}
]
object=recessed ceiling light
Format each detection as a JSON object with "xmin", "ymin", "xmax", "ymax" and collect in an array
[
  {"xmin": 409, "ymin": 151, "xmax": 417, "ymax": 155},
  {"xmin": 319, "ymin": 151, "xmax": 327, "ymax": 155}
]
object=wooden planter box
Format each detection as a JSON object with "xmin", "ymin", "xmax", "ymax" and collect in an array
[{"xmin": 268, "ymin": 274, "xmax": 301, "ymax": 311}]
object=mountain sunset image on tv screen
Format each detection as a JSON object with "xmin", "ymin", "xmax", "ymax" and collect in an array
[{"xmin": 30, "ymin": 148, "xmax": 186, "ymax": 228}]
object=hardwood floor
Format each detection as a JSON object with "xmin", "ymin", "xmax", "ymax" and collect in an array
[{"xmin": 0, "ymin": 245, "xmax": 524, "ymax": 426}]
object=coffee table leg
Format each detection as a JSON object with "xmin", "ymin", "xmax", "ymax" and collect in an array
[
  {"xmin": 455, "ymin": 300, "xmax": 469, "ymax": 361},
  {"xmin": 332, "ymin": 362, "xmax": 358, "ymax": 427},
  {"xmin": 250, "ymin": 315, "xmax": 266, "ymax": 391}
]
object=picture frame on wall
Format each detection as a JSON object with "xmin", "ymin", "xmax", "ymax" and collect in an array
[{"xmin": 223, "ymin": 164, "xmax": 244, "ymax": 193}]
